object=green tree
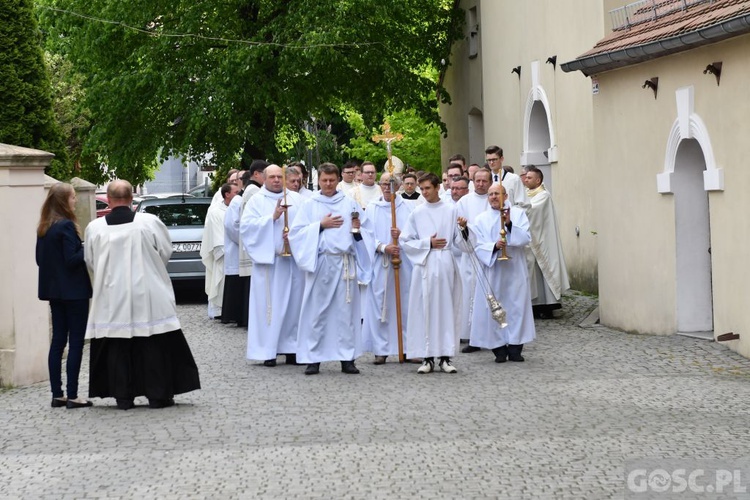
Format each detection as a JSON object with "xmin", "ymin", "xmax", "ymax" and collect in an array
[
  {"xmin": 37, "ymin": 0, "xmax": 462, "ymax": 183},
  {"xmin": 1, "ymin": 0, "xmax": 68, "ymax": 178},
  {"xmin": 344, "ymin": 108, "xmax": 442, "ymax": 174}
]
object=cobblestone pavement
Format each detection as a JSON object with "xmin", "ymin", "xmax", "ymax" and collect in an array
[{"xmin": 3, "ymin": 290, "xmax": 750, "ymax": 499}]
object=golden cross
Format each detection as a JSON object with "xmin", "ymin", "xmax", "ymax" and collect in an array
[{"xmin": 372, "ymin": 121, "xmax": 404, "ymax": 174}]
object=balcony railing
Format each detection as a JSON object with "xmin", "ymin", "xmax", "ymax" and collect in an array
[{"xmin": 610, "ymin": 0, "xmax": 714, "ymax": 31}]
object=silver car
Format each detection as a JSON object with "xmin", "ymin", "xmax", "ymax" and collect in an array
[{"xmin": 135, "ymin": 197, "xmax": 211, "ymax": 282}]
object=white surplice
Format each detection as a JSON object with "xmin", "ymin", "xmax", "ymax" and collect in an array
[
  {"xmin": 470, "ymin": 205, "xmax": 536, "ymax": 348},
  {"xmin": 288, "ymin": 190, "xmax": 374, "ymax": 363},
  {"xmin": 526, "ymin": 185, "xmax": 570, "ymax": 305},
  {"xmin": 361, "ymin": 196, "xmax": 413, "ymax": 356},
  {"xmin": 455, "ymin": 191, "xmax": 490, "ymax": 340},
  {"xmin": 224, "ymin": 194, "xmax": 243, "ymax": 277},
  {"xmin": 201, "ymin": 201, "xmax": 227, "ymax": 319},
  {"xmin": 400, "ymin": 199, "xmax": 462, "ymax": 358},
  {"xmin": 241, "ymin": 187, "xmax": 305, "ymax": 361},
  {"xmin": 492, "ymin": 170, "xmax": 529, "ymax": 208},
  {"xmin": 84, "ymin": 213, "xmax": 180, "ymax": 338},
  {"xmin": 350, "ymin": 183, "xmax": 383, "ymax": 209}
]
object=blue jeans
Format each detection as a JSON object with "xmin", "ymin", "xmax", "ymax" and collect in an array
[{"xmin": 48, "ymin": 299, "xmax": 89, "ymax": 400}]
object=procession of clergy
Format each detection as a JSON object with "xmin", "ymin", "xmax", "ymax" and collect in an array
[{"xmin": 200, "ymin": 145, "xmax": 569, "ymax": 376}]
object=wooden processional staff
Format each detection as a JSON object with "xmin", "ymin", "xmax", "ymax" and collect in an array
[{"xmin": 372, "ymin": 122, "xmax": 405, "ymax": 363}]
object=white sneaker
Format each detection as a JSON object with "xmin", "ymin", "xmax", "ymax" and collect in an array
[
  {"xmin": 439, "ymin": 358, "xmax": 457, "ymax": 374},
  {"xmin": 417, "ymin": 359, "xmax": 434, "ymax": 374}
]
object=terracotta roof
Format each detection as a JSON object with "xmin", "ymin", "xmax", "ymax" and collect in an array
[{"xmin": 562, "ymin": 0, "xmax": 750, "ymax": 74}]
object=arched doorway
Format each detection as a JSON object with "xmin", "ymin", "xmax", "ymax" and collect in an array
[
  {"xmin": 527, "ymin": 101, "xmax": 552, "ymax": 191},
  {"xmin": 673, "ymin": 138, "xmax": 713, "ymax": 334},
  {"xmin": 521, "ymin": 80, "xmax": 556, "ymax": 193}
]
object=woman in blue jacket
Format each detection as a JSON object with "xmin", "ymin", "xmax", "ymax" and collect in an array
[{"xmin": 36, "ymin": 183, "xmax": 93, "ymax": 409}]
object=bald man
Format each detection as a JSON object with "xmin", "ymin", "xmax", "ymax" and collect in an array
[
  {"xmin": 467, "ymin": 183, "xmax": 535, "ymax": 362},
  {"xmin": 84, "ymin": 180, "xmax": 200, "ymax": 409}
]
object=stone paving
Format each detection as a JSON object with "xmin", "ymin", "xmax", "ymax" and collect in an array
[{"xmin": 3, "ymin": 290, "xmax": 750, "ymax": 499}]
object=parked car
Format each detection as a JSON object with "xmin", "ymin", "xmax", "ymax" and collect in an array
[
  {"xmin": 187, "ymin": 183, "xmax": 214, "ymax": 198},
  {"xmin": 132, "ymin": 192, "xmax": 194, "ymax": 211},
  {"xmin": 135, "ymin": 197, "xmax": 211, "ymax": 283},
  {"xmin": 95, "ymin": 194, "xmax": 112, "ymax": 218}
]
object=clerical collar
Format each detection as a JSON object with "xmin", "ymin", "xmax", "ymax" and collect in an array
[
  {"xmin": 250, "ymin": 180, "xmax": 262, "ymax": 188},
  {"xmin": 402, "ymin": 191, "xmax": 420, "ymax": 200}
]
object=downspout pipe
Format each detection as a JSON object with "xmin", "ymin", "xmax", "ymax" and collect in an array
[{"xmin": 561, "ymin": 12, "xmax": 750, "ymax": 75}]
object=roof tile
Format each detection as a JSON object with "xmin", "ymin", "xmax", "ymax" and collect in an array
[{"xmin": 579, "ymin": 0, "xmax": 750, "ymax": 58}]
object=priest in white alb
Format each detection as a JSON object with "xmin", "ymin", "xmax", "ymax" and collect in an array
[
  {"xmin": 241, "ymin": 165, "xmax": 304, "ymax": 367},
  {"xmin": 455, "ymin": 167, "xmax": 491, "ymax": 350},
  {"xmin": 361, "ymin": 173, "xmax": 413, "ymax": 364},
  {"xmin": 201, "ymin": 182, "xmax": 238, "ymax": 319},
  {"xmin": 468, "ymin": 183, "xmax": 535, "ymax": 363},
  {"xmin": 400, "ymin": 172, "xmax": 462, "ymax": 375},
  {"xmin": 288, "ymin": 163, "xmax": 374, "ymax": 376},
  {"xmin": 523, "ymin": 165, "xmax": 570, "ymax": 318}
]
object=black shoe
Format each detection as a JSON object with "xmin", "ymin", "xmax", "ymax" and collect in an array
[
  {"xmin": 66, "ymin": 399, "xmax": 93, "ymax": 409},
  {"xmin": 508, "ymin": 344, "xmax": 525, "ymax": 362},
  {"xmin": 264, "ymin": 359, "xmax": 277, "ymax": 367},
  {"xmin": 461, "ymin": 345, "xmax": 481, "ymax": 353},
  {"xmin": 285, "ymin": 354, "xmax": 299, "ymax": 365},
  {"xmin": 116, "ymin": 399, "xmax": 135, "ymax": 410},
  {"xmin": 51, "ymin": 397, "xmax": 67, "ymax": 408},
  {"xmin": 373, "ymin": 355, "xmax": 387, "ymax": 365},
  {"xmin": 341, "ymin": 361, "xmax": 360, "ymax": 374},
  {"xmin": 305, "ymin": 363, "xmax": 320, "ymax": 375},
  {"xmin": 492, "ymin": 345, "xmax": 508, "ymax": 363},
  {"xmin": 148, "ymin": 398, "xmax": 175, "ymax": 409}
]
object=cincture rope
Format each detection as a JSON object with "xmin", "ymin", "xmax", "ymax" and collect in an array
[
  {"xmin": 343, "ymin": 254, "xmax": 356, "ymax": 303},
  {"xmin": 265, "ymin": 267, "xmax": 272, "ymax": 325},
  {"xmin": 380, "ymin": 251, "xmax": 391, "ymax": 322}
]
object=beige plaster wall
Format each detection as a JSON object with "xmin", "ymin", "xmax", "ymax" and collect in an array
[
  {"xmin": 593, "ymin": 36, "xmax": 750, "ymax": 355},
  {"xmin": 0, "ymin": 145, "xmax": 53, "ymax": 386},
  {"xmin": 439, "ymin": 0, "xmax": 484, "ymax": 167},
  {"xmin": 441, "ymin": 0, "xmax": 606, "ymax": 292}
]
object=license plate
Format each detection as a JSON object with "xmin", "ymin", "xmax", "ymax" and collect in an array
[{"xmin": 173, "ymin": 242, "xmax": 201, "ymax": 253}]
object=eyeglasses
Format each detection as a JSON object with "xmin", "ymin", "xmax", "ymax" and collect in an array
[
  {"xmin": 449, "ymin": 175, "xmax": 462, "ymax": 180},
  {"xmin": 342, "ymin": 170, "xmax": 355, "ymax": 175},
  {"xmin": 486, "ymin": 157, "xmax": 501, "ymax": 163}
]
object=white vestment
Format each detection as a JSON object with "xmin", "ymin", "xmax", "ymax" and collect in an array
[
  {"xmin": 238, "ymin": 183, "xmax": 261, "ymax": 277},
  {"xmin": 526, "ymin": 185, "xmax": 570, "ymax": 304},
  {"xmin": 470, "ymin": 206, "xmax": 536, "ymax": 347},
  {"xmin": 350, "ymin": 183, "xmax": 383, "ymax": 209},
  {"xmin": 223, "ymin": 198, "xmax": 240, "ymax": 276},
  {"xmin": 201, "ymin": 201, "xmax": 227, "ymax": 319},
  {"xmin": 84, "ymin": 213, "xmax": 180, "ymax": 338},
  {"xmin": 455, "ymin": 191, "xmax": 490, "ymax": 340},
  {"xmin": 298, "ymin": 186, "xmax": 314, "ymax": 199},
  {"xmin": 401, "ymin": 199, "xmax": 462, "ymax": 358},
  {"xmin": 288, "ymin": 191, "xmax": 374, "ymax": 363},
  {"xmin": 361, "ymin": 196, "xmax": 413, "ymax": 356},
  {"xmin": 241, "ymin": 187, "xmax": 305, "ymax": 361},
  {"xmin": 337, "ymin": 180, "xmax": 357, "ymax": 196}
]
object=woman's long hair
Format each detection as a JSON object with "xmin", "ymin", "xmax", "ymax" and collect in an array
[{"xmin": 37, "ymin": 183, "xmax": 80, "ymax": 237}]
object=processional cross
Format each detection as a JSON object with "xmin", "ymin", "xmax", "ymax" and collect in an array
[
  {"xmin": 372, "ymin": 121, "xmax": 404, "ymax": 175},
  {"xmin": 372, "ymin": 121, "xmax": 406, "ymax": 362}
]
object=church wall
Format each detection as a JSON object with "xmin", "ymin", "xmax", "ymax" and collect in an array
[
  {"xmin": 440, "ymin": 0, "xmax": 484, "ymax": 169},
  {"xmin": 593, "ymin": 35, "xmax": 750, "ymax": 355},
  {"xmin": 441, "ymin": 0, "xmax": 606, "ymax": 293}
]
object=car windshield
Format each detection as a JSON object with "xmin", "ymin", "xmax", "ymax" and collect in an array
[{"xmin": 142, "ymin": 204, "xmax": 209, "ymax": 227}]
